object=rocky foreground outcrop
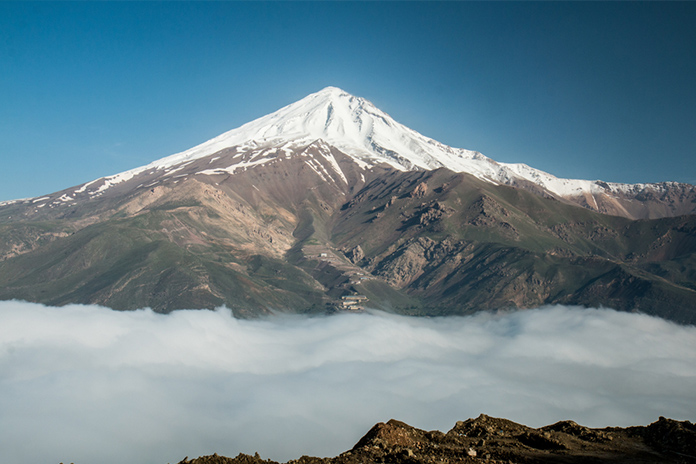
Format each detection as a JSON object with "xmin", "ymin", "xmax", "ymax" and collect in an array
[{"xmin": 176, "ymin": 414, "xmax": 696, "ymax": 464}]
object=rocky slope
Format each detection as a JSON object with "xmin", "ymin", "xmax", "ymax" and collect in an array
[
  {"xmin": 329, "ymin": 167, "xmax": 696, "ymax": 323},
  {"xmin": 1, "ymin": 140, "xmax": 695, "ymax": 322},
  {"xmin": 174, "ymin": 415, "xmax": 696, "ymax": 464}
]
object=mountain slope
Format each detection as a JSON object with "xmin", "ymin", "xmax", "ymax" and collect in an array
[
  {"xmin": 1, "ymin": 141, "xmax": 695, "ymax": 322},
  {"xmin": 334, "ymin": 168, "xmax": 696, "ymax": 321},
  {"xmin": 0, "ymin": 144, "xmax": 378, "ymax": 316}
]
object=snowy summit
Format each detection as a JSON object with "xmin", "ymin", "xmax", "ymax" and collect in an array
[
  {"xmin": 152, "ymin": 86, "xmax": 487, "ymax": 172},
  {"xmin": 134, "ymin": 87, "xmax": 654, "ymax": 199},
  {"xmin": 21, "ymin": 87, "xmax": 694, "ymax": 213}
]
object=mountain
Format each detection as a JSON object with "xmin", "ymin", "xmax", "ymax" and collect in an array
[
  {"xmin": 1, "ymin": 87, "xmax": 695, "ymax": 322},
  {"xmin": 175, "ymin": 415, "xmax": 696, "ymax": 464},
  {"xmin": 4, "ymin": 87, "xmax": 693, "ymax": 219}
]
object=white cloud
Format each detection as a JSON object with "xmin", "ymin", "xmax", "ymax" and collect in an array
[{"xmin": 0, "ymin": 301, "xmax": 695, "ymax": 464}]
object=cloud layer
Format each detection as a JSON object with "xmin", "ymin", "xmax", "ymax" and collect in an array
[{"xmin": 1, "ymin": 301, "xmax": 695, "ymax": 464}]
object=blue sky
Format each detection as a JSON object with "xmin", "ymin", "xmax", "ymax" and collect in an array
[{"xmin": 1, "ymin": 1, "xmax": 695, "ymax": 202}]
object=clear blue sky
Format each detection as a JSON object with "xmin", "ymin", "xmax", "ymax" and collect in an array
[{"xmin": 2, "ymin": 1, "xmax": 695, "ymax": 202}]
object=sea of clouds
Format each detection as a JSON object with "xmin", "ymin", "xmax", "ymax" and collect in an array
[{"xmin": 1, "ymin": 301, "xmax": 695, "ymax": 464}]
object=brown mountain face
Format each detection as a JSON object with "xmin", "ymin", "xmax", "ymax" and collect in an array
[
  {"xmin": 175, "ymin": 415, "xmax": 696, "ymax": 464},
  {"xmin": 329, "ymin": 168, "xmax": 696, "ymax": 322},
  {"xmin": 506, "ymin": 177, "xmax": 696, "ymax": 220},
  {"xmin": 564, "ymin": 181, "xmax": 696, "ymax": 219},
  {"xmin": 1, "ymin": 141, "xmax": 695, "ymax": 322}
]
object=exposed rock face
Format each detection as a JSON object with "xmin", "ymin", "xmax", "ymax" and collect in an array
[
  {"xmin": 345, "ymin": 245, "xmax": 364, "ymax": 264},
  {"xmin": 175, "ymin": 415, "xmax": 696, "ymax": 464},
  {"xmin": 643, "ymin": 416, "xmax": 696, "ymax": 456},
  {"xmin": 411, "ymin": 181, "xmax": 428, "ymax": 198},
  {"xmin": 374, "ymin": 238, "xmax": 433, "ymax": 287},
  {"xmin": 373, "ymin": 237, "xmax": 466, "ymax": 289}
]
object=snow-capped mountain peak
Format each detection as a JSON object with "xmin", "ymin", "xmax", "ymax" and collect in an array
[
  {"xmin": 147, "ymin": 86, "xmax": 487, "ymax": 174},
  {"xmin": 80, "ymin": 86, "xmax": 577, "ymax": 196},
  {"xmin": 25, "ymin": 86, "xmax": 693, "ymax": 220}
]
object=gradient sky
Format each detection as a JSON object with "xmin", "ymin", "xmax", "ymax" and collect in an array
[{"xmin": 1, "ymin": 1, "xmax": 695, "ymax": 202}]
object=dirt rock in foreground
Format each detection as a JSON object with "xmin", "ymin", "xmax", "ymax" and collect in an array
[{"xmin": 176, "ymin": 414, "xmax": 696, "ymax": 464}]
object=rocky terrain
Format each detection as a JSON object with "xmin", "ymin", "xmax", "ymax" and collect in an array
[
  {"xmin": 174, "ymin": 415, "xmax": 696, "ymax": 464},
  {"xmin": 1, "ymin": 148, "xmax": 695, "ymax": 323}
]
